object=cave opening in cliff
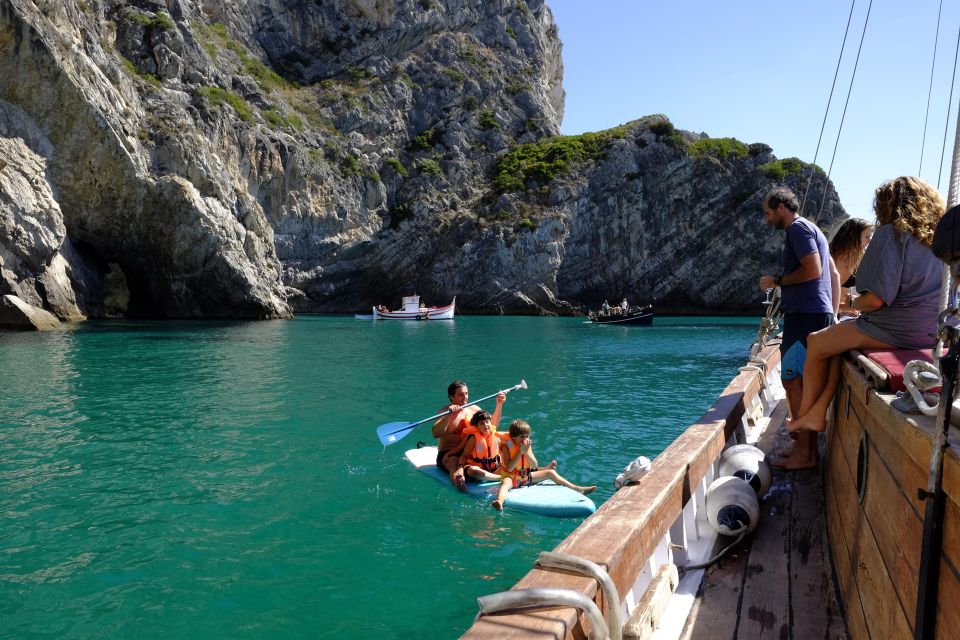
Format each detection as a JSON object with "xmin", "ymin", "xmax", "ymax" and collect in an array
[{"xmin": 103, "ymin": 263, "xmax": 129, "ymax": 317}]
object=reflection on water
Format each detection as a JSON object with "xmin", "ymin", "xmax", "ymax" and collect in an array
[{"xmin": 0, "ymin": 315, "xmax": 757, "ymax": 638}]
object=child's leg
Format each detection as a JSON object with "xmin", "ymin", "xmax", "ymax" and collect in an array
[
  {"xmin": 492, "ymin": 477, "xmax": 512, "ymax": 511},
  {"xmin": 464, "ymin": 465, "xmax": 500, "ymax": 482},
  {"xmin": 531, "ymin": 469, "xmax": 596, "ymax": 494}
]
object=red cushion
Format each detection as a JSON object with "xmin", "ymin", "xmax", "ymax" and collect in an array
[{"xmin": 860, "ymin": 349, "xmax": 936, "ymax": 393}]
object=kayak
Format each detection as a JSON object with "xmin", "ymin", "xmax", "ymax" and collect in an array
[{"xmin": 404, "ymin": 446, "xmax": 596, "ymax": 518}]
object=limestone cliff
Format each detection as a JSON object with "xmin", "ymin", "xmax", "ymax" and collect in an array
[{"xmin": 0, "ymin": 0, "xmax": 844, "ymax": 322}]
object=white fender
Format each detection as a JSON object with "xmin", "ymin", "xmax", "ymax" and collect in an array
[
  {"xmin": 706, "ymin": 476, "xmax": 760, "ymax": 536},
  {"xmin": 719, "ymin": 444, "xmax": 772, "ymax": 497}
]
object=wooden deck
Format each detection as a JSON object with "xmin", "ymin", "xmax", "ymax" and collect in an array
[{"xmin": 680, "ymin": 400, "xmax": 848, "ymax": 640}]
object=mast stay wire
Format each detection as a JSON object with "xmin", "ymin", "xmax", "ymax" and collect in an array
[
  {"xmin": 937, "ymin": 25, "xmax": 960, "ymax": 192},
  {"xmin": 919, "ymin": 0, "xmax": 944, "ymax": 177},
  {"xmin": 799, "ymin": 0, "xmax": 858, "ymax": 218},
  {"xmin": 816, "ymin": 0, "xmax": 874, "ymax": 224}
]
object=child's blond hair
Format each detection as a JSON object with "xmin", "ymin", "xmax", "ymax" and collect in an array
[{"xmin": 508, "ymin": 419, "xmax": 531, "ymax": 438}]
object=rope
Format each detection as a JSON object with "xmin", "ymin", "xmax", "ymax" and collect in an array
[
  {"xmin": 938, "ymin": 25, "xmax": 960, "ymax": 192},
  {"xmin": 919, "ymin": 0, "xmax": 944, "ymax": 177},
  {"xmin": 680, "ymin": 528, "xmax": 749, "ymax": 575},
  {"xmin": 816, "ymin": 0, "xmax": 874, "ymax": 224},
  {"xmin": 799, "ymin": 0, "xmax": 858, "ymax": 217}
]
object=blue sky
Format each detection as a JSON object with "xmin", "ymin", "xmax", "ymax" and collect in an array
[{"xmin": 549, "ymin": 0, "xmax": 960, "ymax": 221}]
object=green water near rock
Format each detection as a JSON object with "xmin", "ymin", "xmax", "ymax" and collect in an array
[{"xmin": 0, "ymin": 316, "xmax": 759, "ymax": 638}]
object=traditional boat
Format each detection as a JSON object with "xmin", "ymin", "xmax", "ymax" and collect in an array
[
  {"xmin": 588, "ymin": 304, "xmax": 653, "ymax": 326},
  {"xmin": 355, "ymin": 295, "xmax": 455, "ymax": 320},
  {"xmin": 458, "ymin": 14, "xmax": 960, "ymax": 640}
]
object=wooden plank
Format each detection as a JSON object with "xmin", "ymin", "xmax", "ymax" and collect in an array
[
  {"xmin": 622, "ymin": 563, "xmax": 679, "ymax": 640},
  {"xmin": 824, "ymin": 443, "xmax": 871, "ymax": 640},
  {"xmin": 828, "ymin": 400, "xmax": 913, "ymax": 639},
  {"xmin": 789, "ymin": 460, "xmax": 846, "ymax": 638}
]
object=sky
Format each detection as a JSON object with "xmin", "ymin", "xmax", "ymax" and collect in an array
[{"xmin": 549, "ymin": 0, "xmax": 960, "ymax": 221}]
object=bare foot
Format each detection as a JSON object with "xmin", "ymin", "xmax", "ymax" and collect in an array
[
  {"xmin": 787, "ymin": 415, "xmax": 826, "ymax": 433},
  {"xmin": 579, "ymin": 486, "xmax": 597, "ymax": 495},
  {"xmin": 491, "ymin": 499, "xmax": 503, "ymax": 511},
  {"xmin": 770, "ymin": 453, "xmax": 818, "ymax": 470},
  {"xmin": 544, "ymin": 460, "xmax": 558, "ymax": 470},
  {"xmin": 453, "ymin": 474, "xmax": 467, "ymax": 493}
]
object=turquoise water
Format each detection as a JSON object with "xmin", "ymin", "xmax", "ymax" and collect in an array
[{"xmin": 0, "ymin": 316, "xmax": 758, "ymax": 639}]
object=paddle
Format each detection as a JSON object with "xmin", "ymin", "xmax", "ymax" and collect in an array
[{"xmin": 376, "ymin": 380, "xmax": 528, "ymax": 446}]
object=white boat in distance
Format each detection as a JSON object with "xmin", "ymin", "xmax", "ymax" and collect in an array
[{"xmin": 355, "ymin": 295, "xmax": 456, "ymax": 320}]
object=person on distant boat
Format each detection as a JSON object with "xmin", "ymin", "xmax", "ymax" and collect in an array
[
  {"xmin": 788, "ymin": 176, "xmax": 946, "ymax": 438},
  {"xmin": 621, "ymin": 298, "xmax": 629, "ymax": 313},
  {"xmin": 601, "ymin": 300, "xmax": 610, "ymax": 316},
  {"xmin": 489, "ymin": 419, "xmax": 596, "ymax": 511},
  {"xmin": 432, "ymin": 381, "xmax": 505, "ymax": 492},
  {"xmin": 758, "ymin": 186, "xmax": 836, "ymax": 470},
  {"xmin": 829, "ymin": 218, "xmax": 874, "ymax": 318},
  {"xmin": 377, "ymin": 305, "xmax": 389, "ymax": 314}
]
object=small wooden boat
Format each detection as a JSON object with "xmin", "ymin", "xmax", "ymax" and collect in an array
[
  {"xmin": 588, "ymin": 304, "xmax": 653, "ymax": 325},
  {"xmin": 355, "ymin": 295, "xmax": 456, "ymax": 320}
]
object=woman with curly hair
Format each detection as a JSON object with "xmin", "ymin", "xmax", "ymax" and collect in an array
[
  {"xmin": 830, "ymin": 218, "xmax": 874, "ymax": 316},
  {"xmin": 781, "ymin": 176, "xmax": 946, "ymax": 467}
]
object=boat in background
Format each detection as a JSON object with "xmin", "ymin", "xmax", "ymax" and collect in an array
[
  {"xmin": 355, "ymin": 295, "xmax": 455, "ymax": 320},
  {"xmin": 588, "ymin": 304, "xmax": 653, "ymax": 326}
]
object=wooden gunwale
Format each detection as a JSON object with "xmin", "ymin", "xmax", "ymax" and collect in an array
[
  {"xmin": 461, "ymin": 344, "xmax": 781, "ymax": 639},
  {"xmin": 825, "ymin": 356, "xmax": 960, "ymax": 640}
]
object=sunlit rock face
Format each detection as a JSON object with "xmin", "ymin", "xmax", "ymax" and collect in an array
[{"xmin": 0, "ymin": 0, "xmax": 841, "ymax": 321}]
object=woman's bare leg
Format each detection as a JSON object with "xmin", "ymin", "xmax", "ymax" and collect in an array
[{"xmin": 790, "ymin": 322, "xmax": 893, "ymax": 432}]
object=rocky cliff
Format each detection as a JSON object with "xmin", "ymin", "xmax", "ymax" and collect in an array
[{"xmin": 0, "ymin": 0, "xmax": 845, "ymax": 325}]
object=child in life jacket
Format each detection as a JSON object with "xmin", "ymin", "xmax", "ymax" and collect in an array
[
  {"xmin": 492, "ymin": 419, "xmax": 596, "ymax": 511},
  {"xmin": 459, "ymin": 410, "xmax": 504, "ymax": 483}
]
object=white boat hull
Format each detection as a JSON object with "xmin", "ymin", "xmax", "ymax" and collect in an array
[{"xmin": 368, "ymin": 298, "xmax": 455, "ymax": 320}]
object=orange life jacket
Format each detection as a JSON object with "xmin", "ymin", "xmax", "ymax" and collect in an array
[
  {"xmin": 499, "ymin": 435, "xmax": 531, "ymax": 482},
  {"xmin": 461, "ymin": 426, "xmax": 501, "ymax": 472}
]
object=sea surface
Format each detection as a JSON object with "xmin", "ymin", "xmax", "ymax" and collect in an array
[{"xmin": 0, "ymin": 315, "xmax": 759, "ymax": 639}]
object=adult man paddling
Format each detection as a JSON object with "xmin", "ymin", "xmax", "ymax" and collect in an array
[
  {"xmin": 432, "ymin": 380, "xmax": 505, "ymax": 491},
  {"xmin": 758, "ymin": 187, "xmax": 836, "ymax": 470}
]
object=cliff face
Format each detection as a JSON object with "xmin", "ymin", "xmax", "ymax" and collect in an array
[{"xmin": 0, "ymin": 0, "xmax": 844, "ymax": 322}]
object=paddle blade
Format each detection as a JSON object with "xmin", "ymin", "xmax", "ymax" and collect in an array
[{"xmin": 377, "ymin": 421, "xmax": 416, "ymax": 446}]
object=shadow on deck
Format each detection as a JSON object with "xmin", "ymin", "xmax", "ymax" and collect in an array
[{"xmin": 680, "ymin": 401, "xmax": 849, "ymax": 640}]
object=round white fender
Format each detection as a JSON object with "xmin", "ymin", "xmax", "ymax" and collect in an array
[
  {"xmin": 613, "ymin": 455, "xmax": 651, "ymax": 490},
  {"xmin": 706, "ymin": 476, "xmax": 760, "ymax": 536},
  {"xmin": 719, "ymin": 444, "xmax": 772, "ymax": 497}
]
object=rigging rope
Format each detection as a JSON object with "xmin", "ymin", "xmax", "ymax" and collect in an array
[
  {"xmin": 816, "ymin": 0, "xmax": 874, "ymax": 223},
  {"xmin": 799, "ymin": 0, "xmax": 858, "ymax": 217},
  {"xmin": 919, "ymin": 0, "xmax": 944, "ymax": 177},
  {"xmin": 937, "ymin": 25, "xmax": 960, "ymax": 192}
]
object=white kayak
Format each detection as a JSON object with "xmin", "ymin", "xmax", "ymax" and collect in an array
[{"xmin": 404, "ymin": 446, "xmax": 596, "ymax": 518}]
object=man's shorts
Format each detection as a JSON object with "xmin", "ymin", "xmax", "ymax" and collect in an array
[{"xmin": 780, "ymin": 312, "xmax": 834, "ymax": 381}]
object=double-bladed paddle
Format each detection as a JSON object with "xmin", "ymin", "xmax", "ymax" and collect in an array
[{"xmin": 376, "ymin": 380, "xmax": 528, "ymax": 446}]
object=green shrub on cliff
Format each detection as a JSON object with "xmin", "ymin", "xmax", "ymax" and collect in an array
[
  {"xmin": 760, "ymin": 157, "xmax": 820, "ymax": 179},
  {"xmin": 417, "ymin": 159, "xmax": 443, "ymax": 178},
  {"xmin": 493, "ymin": 125, "xmax": 629, "ymax": 193},
  {"xmin": 689, "ymin": 137, "xmax": 749, "ymax": 160},
  {"xmin": 129, "ymin": 11, "xmax": 175, "ymax": 32},
  {"xmin": 197, "ymin": 86, "xmax": 253, "ymax": 122}
]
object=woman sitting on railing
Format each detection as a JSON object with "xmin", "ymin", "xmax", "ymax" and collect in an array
[{"xmin": 787, "ymin": 176, "xmax": 946, "ymax": 442}]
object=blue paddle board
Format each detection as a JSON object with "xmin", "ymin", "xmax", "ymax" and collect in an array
[{"xmin": 404, "ymin": 446, "xmax": 596, "ymax": 518}]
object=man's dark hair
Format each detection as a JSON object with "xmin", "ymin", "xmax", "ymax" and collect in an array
[
  {"xmin": 447, "ymin": 380, "xmax": 467, "ymax": 399},
  {"xmin": 765, "ymin": 187, "xmax": 800, "ymax": 213}
]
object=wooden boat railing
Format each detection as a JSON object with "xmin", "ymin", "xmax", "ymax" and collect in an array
[{"xmin": 462, "ymin": 342, "xmax": 783, "ymax": 639}]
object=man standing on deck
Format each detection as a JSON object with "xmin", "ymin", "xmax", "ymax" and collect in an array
[
  {"xmin": 432, "ymin": 381, "xmax": 506, "ymax": 491},
  {"xmin": 758, "ymin": 187, "xmax": 835, "ymax": 469}
]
